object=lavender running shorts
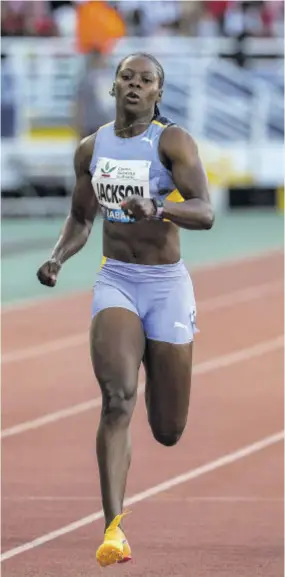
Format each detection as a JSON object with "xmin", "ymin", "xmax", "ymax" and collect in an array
[{"xmin": 92, "ymin": 257, "xmax": 197, "ymax": 344}]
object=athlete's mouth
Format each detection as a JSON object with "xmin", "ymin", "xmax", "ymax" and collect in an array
[{"xmin": 126, "ymin": 91, "xmax": 140, "ymax": 103}]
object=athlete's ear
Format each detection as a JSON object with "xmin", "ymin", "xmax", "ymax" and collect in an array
[
  {"xmin": 157, "ymin": 89, "xmax": 163, "ymax": 102},
  {"xmin": 109, "ymin": 83, "xmax": 116, "ymax": 97}
]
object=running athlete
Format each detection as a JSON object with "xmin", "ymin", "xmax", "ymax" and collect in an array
[{"xmin": 37, "ymin": 53, "xmax": 214, "ymax": 567}]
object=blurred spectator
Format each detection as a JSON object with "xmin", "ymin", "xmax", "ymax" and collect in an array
[
  {"xmin": 196, "ymin": 4, "xmax": 221, "ymax": 37},
  {"xmin": 1, "ymin": 0, "xmax": 58, "ymax": 37},
  {"xmin": 74, "ymin": 49, "xmax": 114, "ymax": 139},
  {"xmin": 263, "ymin": 0, "xmax": 284, "ymax": 37},
  {"xmin": 222, "ymin": 1, "xmax": 284, "ymax": 38},
  {"xmin": 49, "ymin": 1, "xmax": 76, "ymax": 37},
  {"xmin": 76, "ymin": 1, "xmax": 126, "ymax": 54},
  {"xmin": 115, "ymin": 1, "xmax": 182, "ymax": 36},
  {"xmin": 224, "ymin": 1, "xmax": 265, "ymax": 38},
  {"xmin": 25, "ymin": 1, "xmax": 59, "ymax": 36},
  {"xmin": 204, "ymin": 1, "xmax": 229, "ymax": 33},
  {"xmin": 1, "ymin": 1, "xmax": 26, "ymax": 36},
  {"xmin": 179, "ymin": 1, "xmax": 203, "ymax": 36},
  {"xmin": 1, "ymin": 53, "xmax": 16, "ymax": 138}
]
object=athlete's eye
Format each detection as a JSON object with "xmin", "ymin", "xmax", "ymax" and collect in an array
[
  {"xmin": 142, "ymin": 78, "xmax": 152, "ymax": 83},
  {"xmin": 121, "ymin": 73, "xmax": 131, "ymax": 81}
]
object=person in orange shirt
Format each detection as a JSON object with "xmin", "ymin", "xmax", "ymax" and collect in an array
[{"xmin": 76, "ymin": 0, "xmax": 126, "ymax": 54}]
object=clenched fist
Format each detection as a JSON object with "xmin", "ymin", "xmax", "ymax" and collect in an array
[
  {"xmin": 120, "ymin": 197, "xmax": 157, "ymax": 221},
  {"xmin": 36, "ymin": 259, "xmax": 61, "ymax": 287}
]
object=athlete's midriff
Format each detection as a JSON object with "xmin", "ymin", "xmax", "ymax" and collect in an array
[{"xmin": 103, "ymin": 219, "xmax": 181, "ymax": 265}]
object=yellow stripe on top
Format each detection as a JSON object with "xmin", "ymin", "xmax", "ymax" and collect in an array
[
  {"xmin": 277, "ymin": 187, "xmax": 284, "ymax": 212},
  {"xmin": 100, "ymin": 256, "xmax": 107, "ymax": 269},
  {"xmin": 152, "ymin": 120, "xmax": 166, "ymax": 128}
]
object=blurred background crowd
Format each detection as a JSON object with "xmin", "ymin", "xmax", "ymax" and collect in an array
[
  {"xmin": 1, "ymin": 1, "xmax": 284, "ymax": 218},
  {"xmin": 1, "ymin": 1, "xmax": 284, "ymax": 39}
]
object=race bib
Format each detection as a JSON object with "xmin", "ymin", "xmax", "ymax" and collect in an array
[{"xmin": 92, "ymin": 157, "xmax": 151, "ymax": 222}]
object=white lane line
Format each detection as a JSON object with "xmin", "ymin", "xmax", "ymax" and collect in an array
[
  {"xmin": 193, "ymin": 335, "xmax": 283, "ymax": 375},
  {"xmin": 1, "ymin": 335, "xmax": 283, "ymax": 439},
  {"xmin": 1, "ymin": 430, "xmax": 283, "ymax": 562},
  {"xmin": 0, "ymin": 383, "xmax": 142, "ymax": 439},
  {"xmin": 2, "ymin": 279, "xmax": 282, "ymax": 365},
  {"xmin": 198, "ymin": 280, "xmax": 282, "ymax": 313},
  {"xmin": 2, "ymin": 333, "xmax": 88, "ymax": 365},
  {"xmin": 2, "ymin": 495, "xmax": 283, "ymax": 503},
  {"xmin": 147, "ymin": 496, "xmax": 285, "ymax": 503},
  {"xmin": 1, "ymin": 399, "xmax": 101, "ymax": 439}
]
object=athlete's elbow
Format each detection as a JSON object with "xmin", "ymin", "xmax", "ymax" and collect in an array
[{"xmin": 201, "ymin": 204, "xmax": 215, "ymax": 230}]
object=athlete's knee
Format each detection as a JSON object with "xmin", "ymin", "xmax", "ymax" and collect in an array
[
  {"xmin": 101, "ymin": 381, "xmax": 136, "ymax": 426},
  {"xmin": 151, "ymin": 424, "xmax": 186, "ymax": 447}
]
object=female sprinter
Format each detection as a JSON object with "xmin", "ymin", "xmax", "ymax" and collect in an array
[{"xmin": 37, "ymin": 52, "xmax": 214, "ymax": 567}]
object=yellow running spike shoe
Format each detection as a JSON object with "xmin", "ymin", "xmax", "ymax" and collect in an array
[{"xmin": 96, "ymin": 512, "xmax": 132, "ymax": 567}]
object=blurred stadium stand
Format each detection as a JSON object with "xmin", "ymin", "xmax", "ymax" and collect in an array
[{"xmin": 1, "ymin": 0, "xmax": 284, "ymax": 216}]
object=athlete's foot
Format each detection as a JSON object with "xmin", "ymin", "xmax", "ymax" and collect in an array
[
  {"xmin": 96, "ymin": 512, "xmax": 132, "ymax": 567},
  {"xmin": 117, "ymin": 537, "xmax": 132, "ymax": 564}
]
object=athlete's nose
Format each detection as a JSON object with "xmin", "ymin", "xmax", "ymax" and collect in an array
[{"xmin": 129, "ymin": 76, "xmax": 142, "ymax": 90}]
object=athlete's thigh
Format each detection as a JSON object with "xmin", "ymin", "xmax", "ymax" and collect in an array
[
  {"xmin": 144, "ymin": 339, "xmax": 193, "ymax": 431},
  {"xmin": 142, "ymin": 268, "xmax": 197, "ymax": 346},
  {"xmin": 90, "ymin": 307, "xmax": 145, "ymax": 399}
]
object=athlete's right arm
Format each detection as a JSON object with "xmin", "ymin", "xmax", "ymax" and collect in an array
[{"xmin": 37, "ymin": 134, "xmax": 98, "ymax": 287}]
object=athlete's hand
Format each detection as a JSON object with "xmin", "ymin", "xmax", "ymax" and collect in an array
[
  {"xmin": 120, "ymin": 198, "xmax": 156, "ymax": 221},
  {"xmin": 36, "ymin": 259, "xmax": 61, "ymax": 287}
]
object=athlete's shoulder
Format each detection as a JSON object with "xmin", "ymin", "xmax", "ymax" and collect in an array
[{"xmin": 159, "ymin": 123, "xmax": 198, "ymax": 152}]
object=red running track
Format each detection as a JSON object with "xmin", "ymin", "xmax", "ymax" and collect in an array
[{"xmin": 1, "ymin": 251, "xmax": 284, "ymax": 577}]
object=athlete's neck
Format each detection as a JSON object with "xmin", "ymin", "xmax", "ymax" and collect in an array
[{"xmin": 114, "ymin": 109, "xmax": 154, "ymax": 138}]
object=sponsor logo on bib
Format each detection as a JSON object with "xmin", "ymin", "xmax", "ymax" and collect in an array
[
  {"xmin": 92, "ymin": 157, "xmax": 151, "ymax": 223},
  {"xmin": 101, "ymin": 161, "xmax": 117, "ymax": 177}
]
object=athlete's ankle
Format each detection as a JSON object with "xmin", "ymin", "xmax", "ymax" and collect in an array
[{"xmin": 104, "ymin": 515, "xmax": 123, "ymax": 532}]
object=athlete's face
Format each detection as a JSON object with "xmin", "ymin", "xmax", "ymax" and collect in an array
[{"xmin": 115, "ymin": 56, "xmax": 161, "ymax": 114}]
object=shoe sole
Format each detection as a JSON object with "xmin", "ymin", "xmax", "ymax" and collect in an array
[{"xmin": 118, "ymin": 555, "xmax": 132, "ymax": 564}]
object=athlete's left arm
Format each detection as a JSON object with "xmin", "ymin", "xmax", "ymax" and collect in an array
[{"xmin": 160, "ymin": 125, "xmax": 214, "ymax": 230}]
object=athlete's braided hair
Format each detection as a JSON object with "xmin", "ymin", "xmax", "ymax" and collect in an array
[{"xmin": 115, "ymin": 52, "xmax": 164, "ymax": 118}]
